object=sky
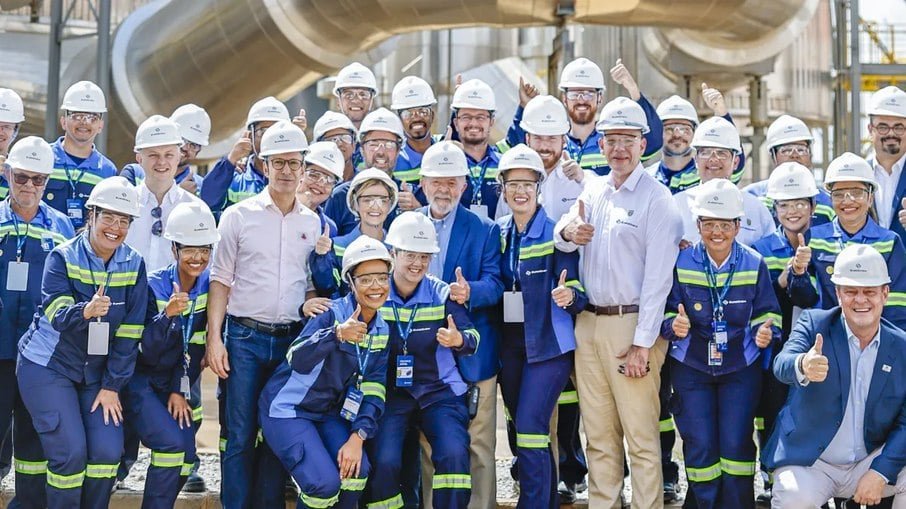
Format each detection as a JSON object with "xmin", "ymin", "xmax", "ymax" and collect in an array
[{"xmin": 861, "ymin": 0, "xmax": 906, "ymax": 24}]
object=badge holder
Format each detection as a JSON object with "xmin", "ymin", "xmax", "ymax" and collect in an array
[
  {"xmin": 180, "ymin": 375, "xmax": 191, "ymax": 399},
  {"xmin": 708, "ymin": 342, "xmax": 723, "ymax": 366},
  {"xmin": 712, "ymin": 320, "xmax": 728, "ymax": 352},
  {"xmin": 469, "ymin": 204, "xmax": 489, "ymax": 220},
  {"xmin": 67, "ymin": 198, "xmax": 85, "ymax": 224},
  {"xmin": 6, "ymin": 261, "xmax": 28, "ymax": 291},
  {"xmin": 396, "ymin": 355, "xmax": 414, "ymax": 387},
  {"xmin": 503, "ymin": 292, "xmax": 524, "ymax": 323},
  {"xmin": 340, "ymin": 386, "xmax": 364, "ymax": 421},
  {"xmin": 88, "ymin": 319, "xmax": 110, "ymax": 356}
]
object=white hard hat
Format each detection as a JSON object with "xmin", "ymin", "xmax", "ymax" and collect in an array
[
  {"xmin": 691, "ymin": 178, "xmax": 744, "ymax": 219},
  {"xmin": 163, "ymin": 201, "xmax": 220, "ymax": 246},
  {"xmin": 0, "ymin": 88, "xmax": 25, "ymax": 123},
  {"xmin": 358, "ymin": 108, "xmax": 405, "ymax": 142},
  {"xmin": 451, "ymin": 79, "xmax": 496, "ymax": 112},
  {"xmin": 86, "ymin": 176, "xmax": 141, "ymax": 217},
  {"xmin": 766, "ymin": 115, "xmax": 813, "ymax": 150},
  {"xmin": 341, "ymin": 235, "xmax": 394, "ymax": 282},
  {"xmin": 522, "ymin": 95, "xmax": 569, "ymax": 136},
  {"xmin": 497, "ymin": 143, "xmax": 546, "ymax": 183},
  {"xmin": 420, "ymin": 141, "xmax": 468, "ymax": 178},
  {"xmin": 596, "ymin": 97, "xmax": 650, "ymax": 134},
  {"xmin": 390, "ymin": 76, "xmax": 437, "ymax": 110},
  {"xmin": 656, "ymin": 95, "xmax": 698, "ymax": 125},
  {"xmin": 259, "ymin": 121, "xmax": 308, "ymax": 157},
  {"xmin": 304, "ymin": 141, "xmax": 345, "ymax": 180},
  {"xmin": 385, "ymin": 211, "xmax": 439, "ymax": 254},
  {"xmin": 347, "ymin": 167, "xmax": 399, "ymax": 215},
  {"xmin": 831, "ymin": 244, "xmax": 891, "ymax": 287},
  {"xmin": 868, "ymin": 86, "xmax": 906, "ymax": 118},
  {"xmin": 691, "ymin": 116, "xmax": 740, "ymax": 152},
  {"xmin": 61, "ymin": 81, "xmax": 107, "ymax": 113},
  {"xmin": 313, "ymin": 111, "xmax": 356, "ymax": 142},
  {"xmin": 170, "ymin": 104, "xmax": 211, "ymax": 146},
  {"xmin": 134, "ymin": 115, "xmax": 183, "ymax": 151},
  {"xmin": 824, "ymin": 152, "xmax": 878, "ymax": 191},
  {"xmin": 766, "ymin": 162, "xmax": 819, "ymax": 201},
  {"xmin": 4, "ymin": 136, "xmax": 54, "ymax": 175},
  {"xmin": 245, "ymin": 96, "xmax": 290, "ymax": 129},
  {"xmin": 558, "ymin": 57, "xmax": 605, "ymax": 90},
  {"xmin": 333, "ymin": 62, "xmax": 378, "ymax": 95}
]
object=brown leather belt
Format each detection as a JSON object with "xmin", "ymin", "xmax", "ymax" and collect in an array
[{"xmin": 584, "ymin": 304, "xmax": 639, "ymax": 316}]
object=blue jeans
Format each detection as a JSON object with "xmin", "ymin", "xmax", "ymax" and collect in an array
[{"xmin": 221, "ymin": 317, "xmax": 293, "ymax": 509}]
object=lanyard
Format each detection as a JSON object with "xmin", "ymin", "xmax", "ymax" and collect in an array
[
  {"xmin": 10, "ymin": 209, "xmax": 29, "ymax": 261},
  {"xmin": 468, "ymin": 161, "xmax": 490, "ymax": 204},
  {"xmin": 173, "ymin": 267, "xmax": 197, "ymax": 378},
  {"xmin": 64, "ymin": 162, "xmax": 88, "ymax": 197},
  {"xmin": 353, "ymin": 332, "xmax": 375, "ymax": 389},
  {"xmin": 508, "ymin": 226, "xmax": 520, "ymax": 291},
  {"xmin": 700, "ymin": 243, "xmax": 739, "ymax": 321},
  {"xmin": 82, "ymin": 241, "xmax": 113, "ymax": 322},
  {"xmin": 391, "ymin": 302, "xmax": 419, "ymax": 355}
]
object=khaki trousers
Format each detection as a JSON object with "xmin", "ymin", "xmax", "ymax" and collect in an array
[{"xmin": 574, "ymin": 311, "xmax": 667, "ymax": 509}]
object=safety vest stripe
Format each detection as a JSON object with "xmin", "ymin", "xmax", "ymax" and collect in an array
[
  {"xmin": 180, "ymin": 463, "xmax": 193, "ymax": 476},
  {"xmin": 750, "ymin": 312, "xmax": 782, "ymax": 328},
  {"xmin": 686, "ymin": 461, "xmax": 722, "ymax": 482},
  {"xmin": 361, "ymin": 382, "xmax": 386, "ymax": 401},
  {"xmin": 0, "ymin": 224, "xmax": 67, "ymax": 244},
  {"xmin": 219, "ymin": 438, "xmax": 227, "ymax": 452},
  {"xmin": 664, "ymin": 311, "xmax": 678, "ymax": 320},
  {"xmin": 760, "ymin": 196, "xmax": 774, "ymax": 209},
  {"xmin": 810, "ymin": 239, "xmax": 894, "ymax": 255},
  {"xmin": 720, "ymin": 457, "xmax": 756, "ymax": 476},
  {"xmin": 676, "ymin": 268, "xmax": 758, "ymax": 287},
  {"xmin": 519, "ymin": 241, "xmax": 554, "ymax": 260},
  {"xmin": 65, "ymin": 264, "xmax": 139, "ymax": 287},
  {"xmin": 50, "ymin": 168, "xmax": 105, "ymax": 186},
  {"xmin": 301, "ymin": 490, "xmax": 340, "ymax": 508},
  {"xmin": 763, "ymin": 256, "xmax": 790, "ymax": 272},
  {"xmin": 754, "ymin": 417, "xmax": 765, "ymax": 431},
  {"xmin": 189, "ymin": 330, "xmax": 206, "ymax": 345},
  {"xmin": 47, "ymin": 468, "xmax": 85, "ymax": 489},
  {"xmin": 495, "ymin": 140, "xmax": 511, "ymax": 153},
  {"xmin": 227, "ymin": 190, "xmax": 257, "ymax": 203},
  {"xmin": 334, "ymin": 245, "xmax": 346, "ymax": 257},
  {"xmin": 14, "ymin": 458, "xmax": 48, "ymax": 475},
  {"xmin": 341, "ymin": 477, "xmax": 368, "ymax": 491},
  {"xmin": 367, "ymin": 334, "xmax": 389, "ymax": 351},
  {"xmin": 557, "ymin": 390, "xmax": 579, "ymax": 405},
  {"xmin": 815, "ymin": 204, "xmax": 835, "ymax": 220},
  {"xmin": 157, "ymin": 295, "xmax": 208, "ymax": 314},
  {"xmin": 565, "ymin": 279, "xmax": 585, "ymax": 292},
  {"xmin": 432, "ymin": 473, "xmax": 472, "ymax": 489},
  {"xmin": 45, "ymin": 295, "xmax": 75, "ymax": 321},
  {"xmin": 380, "ymin": 305, "xmax": 446, "ymax": 322},
  {"xmin": 393, "ymin": 169, "xmax": 421, "ymax": 182},
  {"xmin": 85, "ymin": 463, "xmax": 119, "ymax": 479},
  {"xmin": 516, "ymin": 433, "xmax": 550, "ymax": 449},
  {"xmin": 192, "ymin": 405, "xmax": 204, "ymax": 422},
  {"xmin": 468, "ymin": 167, "xmax": 498, "ymax": 179},
  {"xmin": 659, "ymin": 417, "xmax": 675, "ymax": 433},
  {"xmin": 115, "ymin": 323, "xmax": 144, "ymax": 339},
  {"xmin": 464, "ymin": 328, "xmax": 481, "ymax": 352},
  {"xmin": 885, "ymin": 292, "xmax": 906, "ymax": 306},
  {"xmin": 366, "ymin": 493, "xmax": 404, "ymax": 509},
  {"xmin": 150, "ymin": 451, "xmax": 185, "ymax": 468}
]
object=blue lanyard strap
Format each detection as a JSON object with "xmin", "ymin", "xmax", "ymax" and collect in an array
[
  {"xmin": 700, "ymin": 243, "xmax": 740, "ymax": 321},
  {"xmin": 81, "ymin": 242, "xmax": 113, "ymax": 293},
  {"xmin": 64, "ymin": 164, "xmax": 88, "ymax": 196},
  {"xmin": 354, "ymin": 332, "xmax": 375, "ymax": 388},
  {"xmin": 508, "ymin": 226, "xmax": 520, "ymax": 291},
  {"xmin": 9, "ymin": 208, "xmax": 28, "ymax": 261},
  {"xmin": 468, "ymin": 161, "xmax": 490, "ymax": 204},
  {"xmin": 391, "ymin": 302, "xmax": 419, "ymax": 355}
]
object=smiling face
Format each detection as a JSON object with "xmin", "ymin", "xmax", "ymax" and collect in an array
[
  {"xmin": 136, "ymin": 144, "xmax": 181, "ymax": 186},
  {"xmin": 561, "ymin": 88, "xmax": 601, "ymax": 125},
  {"xmin": 60, "ymin": 111, "xmax": 104, "ymax": 145},
  {"xmin": 421, "ymin": 176, "xmax": 466, "ymax": 218},
  {"xmin": 836, "ymin": 284, "xmax": 888, "ymax": 333},
  {"xmin": 354, "ymin": 181, "xmax": 393, "ymax": 228},
  {"xmin": 869, "ymin": 114, "xmax": 906, "ymax": 158},
  {"xmin": 526, "ymin": 133, "xmax": 564, "ymax": 171},
  {"xmin": 6, "ymin": 167, "xmax": 48, "ymax": 210},
  {"xmin": 773, "ymin": 198, "xmax": 814, "ymax": 234},
  {"xmin": 0, "ymin": 122, "xmax": 17, "ymax": 154},
  {"xmin": 361, "ymin": 131, "xmax": 400, "ymax": 172},
  {"xmin": 599, "ymin": 129, "xmax": 646, "ymax": 176},
  {"xmin": 697, "ymin": 217, "xmax": 740, "ymax": 256},
  {"xmin": 663, "ymin": 120, "xmax": 694, "ymax": 156},
  {"xmin": 338, "ymin": 88, "xmax": 375, "ymax": 124},
  {"xmin": 694, "ymin": 146, "xmax": 739, "ymax": 183},
  {"xmin": 297, "ymin": 165, "xmax": 338, "ymax": 208},
  {"xmin": 350, "ymin": 259, "xmax": 392, "ymax": 312},
  {"xmin": 392, "ymin": 249, "xmax": 431, "ymax": 288},
  {"xmin": 453, "ymin": 108, "xmax": 494, "ymax": 145},
  {"xmin": 264, "ymin": 151, "xmax": 305, "ymax": 197},
  {"xmin": 828, "ymin": 182, "xmax": 872, "ymax": 226},
  {"xmin": 400, "ymin": 107, "xmax": 434, "ymax": 141},
  {"xmin": 89, "ymin": 207, "xmax": 132, "ymax": 255},
  {"xmin": 501, "ymin": 168, "xmax": 539, "ymax": 215},
  {"xmin": 173, "ymin": 244, "xmax": 212, "ymax": 279}
]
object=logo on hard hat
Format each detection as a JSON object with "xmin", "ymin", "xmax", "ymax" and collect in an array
[
  {"xmin": 0, "ymin": 104, "xmax": 6, "ymax": 109},
  {"xmin": 279, "ymin": 135, "xmax": 285, "ymax": 140},
  {"xmin": 576, "ymin": 70, "xmax": 588, "ymax": 77}
]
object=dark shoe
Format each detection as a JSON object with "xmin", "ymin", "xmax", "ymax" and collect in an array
[
  {"xmin": 574, "ymin": 479, "xmax": 588, "ymax": 493},
  {"xmin": 755, "ymin": 492, "xmax": 772, "ymax": 508},
  {"xmin": 664, "ymin": 481, "xmax": 678, "ymax": 503},
  {"xmin": 182, "ymin": 471, "xmax": 206, "ymax": 493},
  {"xmin": 510, "ymin": 457, "xmax": 519, "ymax": 482},
  {"xmin": 558, "ymin": 481, "xmax": 577, "ymax": 505}
]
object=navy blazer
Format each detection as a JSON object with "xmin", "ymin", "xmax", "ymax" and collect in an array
[
  {"xmin": 886, "ymin": 169, "xmax": 906, "ymax": 247},
  {"xmin": 422, "ymin": 204, "xmax": 503, "ymax": 383},
  {"xmin": 765, "ymin": 308, "xmax": 906, "ymax": 481}
]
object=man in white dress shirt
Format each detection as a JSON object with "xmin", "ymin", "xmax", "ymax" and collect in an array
[
  {"xmin": 866, "ymin": 86, "xmax": 906, "ymax": 246},
  {"xmin": 555, "ymin": 97, "xmax": 683, "ymax": 508}
]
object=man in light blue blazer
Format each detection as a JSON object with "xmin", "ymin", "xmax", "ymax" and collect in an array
[{"xmin": 765, "ymin": 244, "xmax": 906, "ymax": 507}]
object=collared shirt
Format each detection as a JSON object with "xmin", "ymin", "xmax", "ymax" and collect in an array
[
  {"xmin": 674, "ymin": 183, "xmax": 776, "ymax": 247},
  {"xmin": 125, "ymin": 182, "xmax": 201, "ymax": 273},
  {"xmin": 495, "ymin": 162, "xmax": 594, "ymax": 222},
  {"xmin": 211, "ymin": 189, "xmax": 320, "ymax": 323},
  {"xmin": 554, "ymin": 163, "xmax": 683, "ymax": 347},
  {"xmin": 423, "ymin": 206, "xmax": 456, "ymax": 279},
  {"xmin": 869, "ymin": 152, "xmax": 906, "ymax": 229}
]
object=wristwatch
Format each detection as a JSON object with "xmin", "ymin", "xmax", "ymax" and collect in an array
[{"xmin": 356, "ymin": 429, "xmax": 368, "ymax": 441}]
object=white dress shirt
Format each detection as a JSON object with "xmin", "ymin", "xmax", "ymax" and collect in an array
[
  {"xmin": 868, "ymin": 152, "xmax": 906, "ymax": 229},
  {"xmin": 495, "ymin": 162, "xmax": 596, "ymax": 222},
  {"xmin": 211, "ymin": 189, "xmax": 320, "ymax": 323},
  {"xmin": 125, "ymin": 182, "xmax": 201, "ymax": 273},
  {"xmin": 554, "ymin": 163, "xmax": 683, "ymax": 347},
  {"xmin": 674, "ymin": 183, "xmax": 775, "ymax": 247}
]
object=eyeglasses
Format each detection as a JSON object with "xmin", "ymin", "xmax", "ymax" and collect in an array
[
  {"xmin": 339, "ymin": 90, "xmax": 374, "ymax": 102},
  {"xmin": 399, "ymin": 251, "xmax": 432, "ymax": 264},
  {"xmin": 695, "ymin": 148, "xmax": 734, "ymax": 161},
  {"xmin": 352, "ymin": 272, "xmax": 391, "ymax": 287},
  {"xmin": 400, "ymin": 107, "xmax": 432, "ymax": 120},
  {"xmin": 872, "ymin": 123, "xmax": 906, "ymax": 136},
  {"xmin": 67, "ymin": 112, "xmax": 101, "ymax": 124},
  {"xmin": 362, "ymin": 140, "xmax": 399, "ymax": 151},
  {"xmin": 0, "ymin": 124, "xmax": 16, "ymax": 134},
  {"xmin": 177, "ymin": 246, "xmax": 212, "ymax": 257},
  {"xmin": 503, "ymin": 181, "xmax": 539, "ymax": 193},
  {"xmin": 830, "ymin": 188, "xmax": 870, "ymax": 202},
  {"xmin": 357, "ymin": 195, "xmax": 391, "ymax": 208},
  {"xmin": 322, "ymin": 133, "xmax": 354, "ymax": 145},
  {"xmin": 303, "ymin": 168, "xmax": 337, "ymax": 185},
  {"xmin": 776, "ymin": 145, "xmax": 810, "ymax": 157},
  {"xmin": 698, "ymin": 220, "xmax": 738, "ymax": 233},
  {"xmin": 11, "ymin": 172, "xmax": 48, "ymax": 187},
  {"xmin": 182, "ymin": 140, "xmax": 202, "ymax": 152},
  {"xmin": 774, "ymin": 199, "xmax": 812, "ymax": 212},
  {"xmin": 665, "ymin": 125, "xmax": 693, "ymax": 135},
  {"xmin": 564, "ymin": 90, "xmax": 598, "ymax": 101},
  {"xmin": 603, "ymin": 136, "xmax": 641, "ymax": 148},
  {"xmin": 268, "ymin": 158, "xmax": 304, "ymax": 172},
  {"xmin": 456, "ymin": 114, "xmax": 491, "ymax": 124},
  {"xmin": 151, "ymin": 206, "xmax": 162, "ymax": 236},
  {"xmin": 96, "ymin": 210, "xmax": 132, "ymax": 229}
]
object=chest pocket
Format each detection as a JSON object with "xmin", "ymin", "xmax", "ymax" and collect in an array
[
  {"xmin": 44, "ymin": 177, "xmax": 68, "ymax": 203},
  {"xmin": 683, "ymin": 286, "xmax": 713, "ymax": 322}
]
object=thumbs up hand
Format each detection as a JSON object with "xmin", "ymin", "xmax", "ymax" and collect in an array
[
  {"xmin": 561, "ymin": 151, "xmax": 583, "ymax": 183},
  {"xmin": 315, "ymin": 223, "xmax": 333, "ymax": 255},
  {"xmin": 551, "ymin": 269, "xmax": 576, "ymax": 308},
  {"xmin": 449, "ymin": 267, "xmax": 470, "ymax": 305},
  {"xmin": 336, "ymin": 305, "xmax": 368, "ymax": 343},
  {"xmin": 436, "ymin": 314, "xmax": 464, "ymax": 348},
  {"xmin": 790, "ymin": 233, "xmax": 811, "ymax": 276},
  {"xmin": 609, "ymin": 58, "xmax": 640, "ymax": 100},
  {"xmin": 228, "ymin": 131, "xmax": 253, "ymax": 167},
  {"xmin": 165, "ymin": 282, "xmax": 190, "ymax": 318},
  {"xmin": 563, "ymin": 200, "xmax": 595, "ymax": 245},
  {"xmin": 701, "ymin": 82, "xmax": 728, "ymax": 117},
  {"xmin": 397, "ymin": 182, "xmax": 419, "ymax": 211},
  {"xmin": 898, "ymin": 197, "xmax": 906, "ymax": 229},
  {"xmin": 84, "ymin": 284, "xmax": 112, "ymax": 319},
  {"xmin": 672, "ymin": 303, "xmax": 691, "ymax": 338},
  {"xmin": 801, "ymin": 333, "xmax": 829, "ymax": 382},
  {"xmin": 292, "ymin": 108, "xmax": 308, "ymax": 132},
  {"xmin": 518, "ymin": 76, "xmax": 539, "ymax": 107},
  {"xmin": 755, "ymin": 318, "xmax": 774, "ymax": 348}
]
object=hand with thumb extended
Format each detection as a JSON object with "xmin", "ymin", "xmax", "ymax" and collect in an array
[
  {"xmin": 229, "ymin": 131, "xmax": 253, "ymax": 168},
  {"xmin": 898, "ymin": 197, "xmax": 906, "ymax": 228},
  {"xmin": 801, "ymin": 333, "xmax": 829, "ymax": 382},
  {"xmin": 84, "ymin": 283, "xmax": 112, "ymax": 319},
  {"xmin": 397, "ymin": 182, "xmax": 418, "ymax": 211},
  {"xmin": 755, "ymin": 318, "xmax": 774, "ymax": 348},
  {"xmin": 336, "ymin": 305, "xmax": 368, "ymax": 343},
  {"xmin": 315, "ymin": 223, "xmax": 333, "ymax": 255},
  {"xmin": 551, "ymin": 269, "xmax": 575, "ymax": 308},
  {"xmin": 560, "ymin": 151, "xmax": 583, "ymax": 183},
  {"xmin": 791, "ymin": 233, "xmax": 811, "ymax": 275},
  {"xmin": 564, "ymin": 200, "xmax": 595, "ymax": 246},
  {"xmin": 165, "ymin": 282, "xmax": 190, "ymax": 318},
  {"xmin": 436, "ymin": 314, "xmax": 464, "ymax": 348},
  {"xmin": 672, "ymin": 303, "xmax": 691, "ymax": 338},
  {"xmin": 449, "ymin": 267, "xmax": 470, "ymax": 305}
]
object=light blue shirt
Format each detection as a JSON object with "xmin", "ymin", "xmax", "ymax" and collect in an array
[{"xmin": 423, "ymin": 206, "xmax": 456, "ymax": 279}]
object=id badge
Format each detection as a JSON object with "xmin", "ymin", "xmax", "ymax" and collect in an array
[
  {"xmin": 503, "ymin": 291, "xmax": 525, "ymax": 323},
  {"xmin": 6, "ymin": 261, "xmax": 28, "ymax": 291},
  {"xmin": 712, "ymin": 320, "xmax": 728, "ymax": 352},
  {"xmin": 708, "ymin": 341, "xmax": 723, "ymax": 366},
  {"xmin": 180, "ymin": 375, "xmax": 191, "ymax": 398},
  {"xmin": 87, "ymin": 321, "xmax": 110, "ymax": 356},
  {"xmin": 41, "ymin": 233, "xmax": 54, "ymax": 252},
  {"xmin": 396, "ymin": 355, "xmax": 414, "ymax": 387},
  {"xmin": 340, "ymin": 387, "xmax": 364, "ymax": 421},
  {"xmin": 66, "ymin": 198, "xmax": 84, "ymax": 223},
  {"xmin": 469, "ymin": 204, "xmax": 489, "ymax": 220}
]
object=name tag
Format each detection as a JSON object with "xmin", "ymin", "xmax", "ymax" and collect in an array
[
  {"xmin": 180, "ymin": 375, "xmax": 191, "ymax": 399},
  {"xmin": 87, "ymin": 321, "xmax": 110, "ymax": 356},
  {"xmin": 41, "ymin": 233, "xmax": 54, "ymax": 252},
  {"xmin": 712, "ymin": 320, "xmax": 728, "ymax": 352},
  {"xmin": 6, "ymin": 261, "xmax": 28, "ymax": 291},
  {"xmin": 469, "ymin": 204, "xmax": 489, "ymax": 220},
  {"xmin": 503, "ymin": 292, "xmax": 525, "ymax": 323},
  {"xmin": 340, "ymin": 387, "xmax": 364, "ymax": 421},
  {"xmin": 67, "ymin": 198, "xmax": 85, "ymax": 225},
  {"xmin": 396, "ymin": 355, "xmax": 414, "ymax": 387},
  {"xmin": 708, "ymin": 341, "xmax": 723, "ymax": 366}
]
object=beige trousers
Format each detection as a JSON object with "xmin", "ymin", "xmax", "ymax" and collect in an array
[{"xmin": 574, "ymin": 311, "xmax": 667, "ymax": 509}]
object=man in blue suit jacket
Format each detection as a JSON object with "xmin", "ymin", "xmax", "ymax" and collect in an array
[{"xmin": 765, "ymin": 244, "xmax": 906, "ymax": 507}]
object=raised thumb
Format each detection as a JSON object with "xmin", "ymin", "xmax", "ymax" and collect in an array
[
  {"xmin": 455, "ymin": 266, "xmax": 465, "ymax": 282},
  {"xmin": 519, "ymin": 76, "xmax": 525, "ymax": 88},
  {"xmin": 902, "ymin": 197, "xmax": 906, "ymax": 209},
  {"xmin": 797, "ymin": 233, "xmax": 806, "ymax": 247},
  {"xmin": 96, "ymin": 283, "xmax": 106, "ymax": 297},
  {"xmin": 322, "ymin": 223, "xmax": 330, "ymax": 238},
  {"xmin": 402, "ymin": 182, "xmax": 411, "ymax": 192},
  {"xmin": 558, "ymin": 269, "xmax": 568, "ymax": 286},
  {"xmin": 172, "ymin": 282, "xmax": 181, "ymax": 295},
  {"xmin": 352, "ymin": 304, "xmax": 362, "ymax": 321},
  {"xmin": 241, "ymin": 130, "xmax": 251, "ymax": 140},
  {"xmin": 813, "ymin": 333, "xmax": 823, "ymax": 355},
  {"xmin": 446, "ymin": 314, "xmax": 457, "ymax": 330},
  {"xmin": 762, "ymin": 318, "xmax": 774, "ymax": 330},
  {"xmin": 701, "ymin": 82, "xmax": 709, "ymax": 92},
  {"xmin": 677, "ymin": 303, "xmax": 687, "ymax": 317},
  {"xmin": 577, "ymin": 200, "xmax": 586, "ymax": 223}
]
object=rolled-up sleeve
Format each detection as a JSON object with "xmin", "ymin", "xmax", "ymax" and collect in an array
[
  {"xmin": 635, "ymin": 194, "xmax": 682, "ymax": 347},
  {"xmin": 210, "ymin": 207, "xmax": 240, "ymax": 288}
]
